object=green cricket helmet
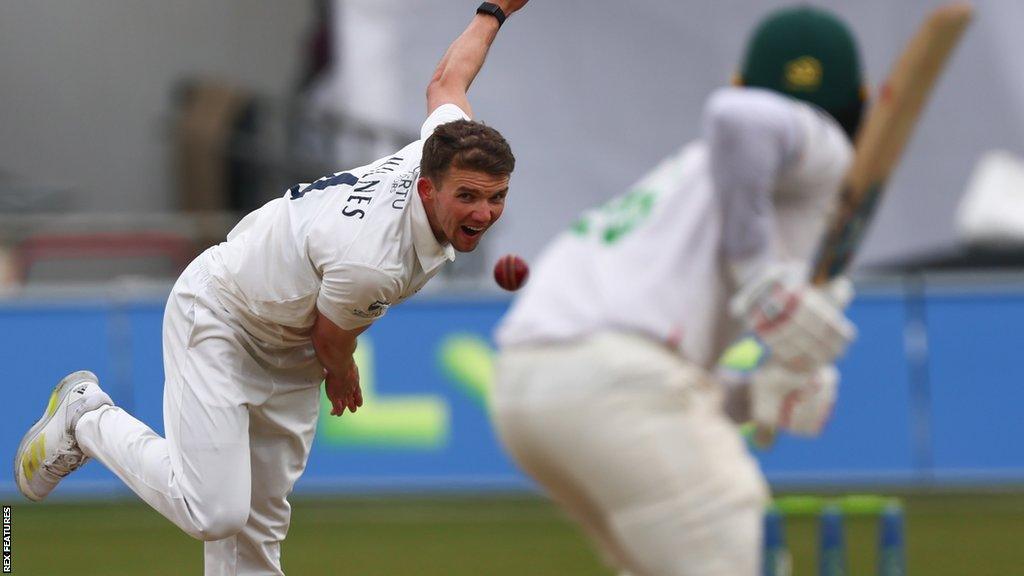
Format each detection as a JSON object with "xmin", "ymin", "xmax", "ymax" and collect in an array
[{"xmin": 737, "ymin": 6, "xmax": 866, "ymax": 139}]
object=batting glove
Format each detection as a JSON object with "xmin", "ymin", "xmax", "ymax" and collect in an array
[
  {"xmin": 731, "ymin": 264, "xmax": 856, "ymax": 371},
  {"xmin": 751, "ymin": 362, "xmax": 839, "ymax": 437}
]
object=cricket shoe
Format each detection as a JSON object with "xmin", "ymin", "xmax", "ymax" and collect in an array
[{"xmin": 14, "ymin": 370, "xmax": 113, "ymax": 501}]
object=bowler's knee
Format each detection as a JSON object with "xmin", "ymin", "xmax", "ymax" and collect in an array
[{"xmin": 190, "ymin": 503, "xmax": 250, "ymax": 541}]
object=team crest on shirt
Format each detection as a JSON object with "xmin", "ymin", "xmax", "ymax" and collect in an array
[{"xmin": 353, "ymin": 299, "xmax": 391, "ymax": 319}]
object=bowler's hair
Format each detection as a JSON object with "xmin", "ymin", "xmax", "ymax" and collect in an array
[{"xmin": 421, "ymin": 120, "xmax": 515, "ymax": 184}]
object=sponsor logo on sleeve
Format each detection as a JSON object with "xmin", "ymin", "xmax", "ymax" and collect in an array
[{"xmin": 352, "ymin": 299, "xmax": 391, "ymax": 319}]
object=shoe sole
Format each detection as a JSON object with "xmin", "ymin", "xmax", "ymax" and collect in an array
[{"xmin": 14, "ymin": 370, "xmax": 98, "ymax": 502}]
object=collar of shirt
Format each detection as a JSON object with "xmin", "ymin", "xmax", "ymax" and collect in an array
[{"xmin": 410, "ymin": 188, "xmax": 455, "ymax": 274}]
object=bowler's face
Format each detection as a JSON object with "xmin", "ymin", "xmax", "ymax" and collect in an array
[{"xmin": 421, "ymin": 168, "xmax": 509, "ymax": 252}]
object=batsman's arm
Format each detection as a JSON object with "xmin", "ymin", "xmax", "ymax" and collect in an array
[
  {"xmin": 705, "ymin": 88, "xmax": 805, "ymax": 284},
  {"xmin": 312, "ymin": 313, "xmax": 370, "ymax": 416},
  {"xmin": 426, "ymin": 0, "xmax": 529, "ymax": 117}
]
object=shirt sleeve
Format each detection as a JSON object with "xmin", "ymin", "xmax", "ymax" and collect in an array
[
  {"xmin": 778, "ymin": 103, "xmax": 853, "ymax": 198},
  {"xmin": 704, "ymin": 87, "xmax": 807, "ymax": 284},
  {"xmin": 317, "ymin": 263, "xmax": 402, "ymax": 331},
  {"xmin": 420, "ymin": 103, "xmax": 471, "ymax": 141}
]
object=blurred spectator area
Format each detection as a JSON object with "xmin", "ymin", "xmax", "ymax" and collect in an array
[
  {"xmin": 173, "ymin": 77, "xmax": 417, "ymax": 215},
  {"xmin": 0, "ymin": 212, "xmax": 237, "ymax": 292},
  {"xmin": 0, "ymin": 1, "xmax": 470, "ymax": 293},
  {"xmin": 0, "ymin": 75, "xmax": 420, "ymax": 293}
]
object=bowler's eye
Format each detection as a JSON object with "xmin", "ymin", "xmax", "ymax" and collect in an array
[
  {"xmin": 490, "ymin": 193, "xmax": 506, "ymax": 204},
  {"xmin": 457, "ymin": 192, "xmax": 474, "ymax": 202}
]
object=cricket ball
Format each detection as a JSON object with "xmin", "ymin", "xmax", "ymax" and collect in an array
[{"xmin": 493, "ymin": 254, "xmax": 529, "ymax": 291}]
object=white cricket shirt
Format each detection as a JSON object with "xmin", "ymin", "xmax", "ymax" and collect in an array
[
  {"xmin": 204, "ymin": 104, "xmax": 468, "ymax": 352},
  {"xmin": 496, "ymin": 88, "xmax": 852, "ymax": 369}
]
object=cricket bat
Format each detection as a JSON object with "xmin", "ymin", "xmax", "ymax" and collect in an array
[
  {"xmin": 752, "ymin": 2, "xmax": 973, "ymax": 449},
  {"xmin": 811, "ymin": 2, "xmax": 974, "ymax": 283}
]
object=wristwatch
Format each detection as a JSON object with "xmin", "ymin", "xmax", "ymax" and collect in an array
[{"xmin": 476, "ymin": 2, "xmax": 507, "ymax": 28}]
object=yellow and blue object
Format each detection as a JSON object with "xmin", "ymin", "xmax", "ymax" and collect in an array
[{"xmin": 764, "ymin": 495, "xmax": 906, "ymax": 576}]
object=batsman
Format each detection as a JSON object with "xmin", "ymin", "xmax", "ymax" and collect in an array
[
  {"xmin": 494, "ymin": 7, "xmax": 864, "ymax": 575},
  {"xmin": 14, "ymin": 2, "xmax": 525, "ymax": 574}
]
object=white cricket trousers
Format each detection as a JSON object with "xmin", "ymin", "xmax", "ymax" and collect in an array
[
  {"xmin": 493, "ymin": 332, "xmax": 769, "ymax": 576},
  {"xmin": 75, "ymin": 256, "xmax": 323, "ymax": 575}
]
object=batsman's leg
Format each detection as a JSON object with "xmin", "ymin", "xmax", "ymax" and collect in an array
[
  {"xmin": 605, "ymin": 395, "xmax": 768, "ymax": 576},
  {"xmin": 495, "ymin": 333, "xmax": 769, "ymax": 576},
  {"xmin": 494, "ymin": 402, "xmax": 646, "ymax": 575}
]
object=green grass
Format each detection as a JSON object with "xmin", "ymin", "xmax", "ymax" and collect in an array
[{"xmin": 5, "ymin": 493, "xmax": 1023, "ymax": 575}]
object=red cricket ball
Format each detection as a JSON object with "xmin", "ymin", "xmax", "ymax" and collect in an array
[{"xmin": 493, "ymin": 254, "xmax": 529, "ymax": 291}]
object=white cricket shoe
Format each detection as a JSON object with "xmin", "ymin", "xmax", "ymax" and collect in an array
[{"xmin": 14, "ymin": 370, "xmax": 113, "ymax": 501}]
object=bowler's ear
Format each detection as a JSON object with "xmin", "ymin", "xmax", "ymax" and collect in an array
[{"xmin": 417, "ymin": 177, "xmax": 435, "ymax": 201}]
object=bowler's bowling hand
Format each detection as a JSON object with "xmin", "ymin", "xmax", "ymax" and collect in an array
[{"xmin": 325, "ymin": 363, "xmax": 363, "ymax": 416}]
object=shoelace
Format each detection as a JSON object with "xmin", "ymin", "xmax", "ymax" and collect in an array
[
  {"xmin": 46, "ymin": 451, "xmax": 87, "ymax": 477},
  {"xmin": 44, "ymin": 438, "xmax": 88, "ymax": 478}
]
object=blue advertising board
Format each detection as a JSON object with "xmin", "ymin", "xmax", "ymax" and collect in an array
[
  {"xmin": 1, "ymin": 282, "xmax": 1023, "ymax": 499},
  {"xmin": 925, "ymin": 288, "xmax": 1024, "ymax": 483}
]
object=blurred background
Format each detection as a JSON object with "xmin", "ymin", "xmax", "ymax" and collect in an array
[{"xmin": 1, "ymin": 0, "xmax": 1023, "ymax": 574}]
